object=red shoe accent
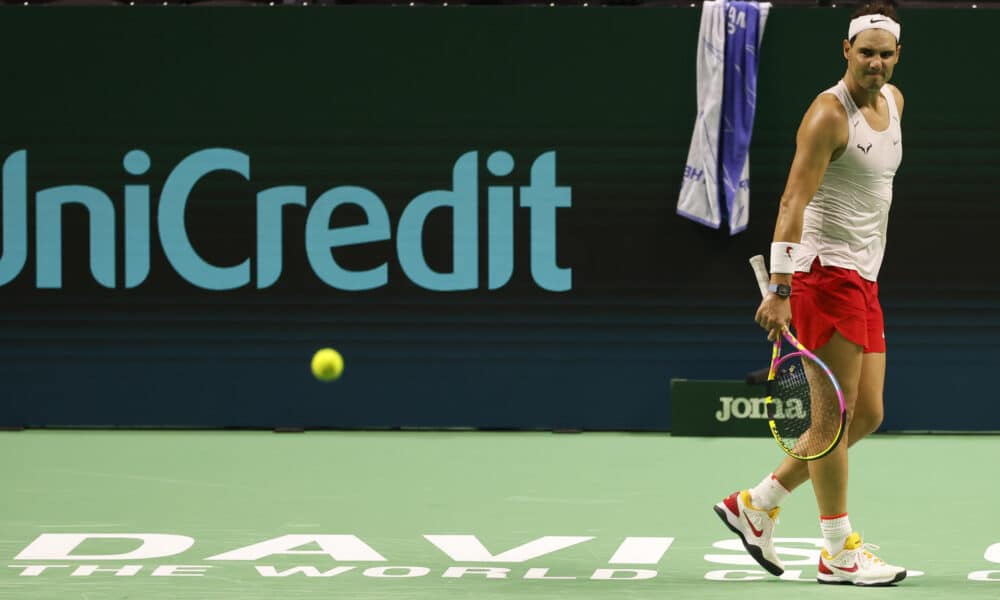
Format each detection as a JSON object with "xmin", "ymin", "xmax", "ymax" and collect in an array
[
  {"xmin": 743, "ymin": 512, "xmax": 764, "ymax": 537},
  {"xmin": 818, "ymin": 560, "xmax": 834, "ymax": 575},
  {"xmin": 834, "ymin": 563, "xmax": 859, "ymax": 573},
  {"xmin": 723, "ymin": 492, "xmax": 740, "ymax": 517}
]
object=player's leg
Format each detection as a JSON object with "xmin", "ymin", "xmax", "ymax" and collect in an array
[
  {"xmin": 814, "ymin": 346, "xmax": 904, "ymax": 586},
  {"xmin": 850, "ymin": 352, "xmax": 885, "ymax": 441},
  {"xmin": 771, "ymin": 352, "xmax": 885, "ymax": 488},
  {"xmin": 769, "ymin": 334, "xmax": 862, "ymax": 494},
  {"xmin": 850, "ymin": 283, "xmax": 887, "ymax": 442},
  {"xmin": 805, "ymin": 331, "xmax": 863, "ymax": 520}
]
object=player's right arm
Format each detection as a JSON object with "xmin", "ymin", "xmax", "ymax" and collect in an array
[{"xmin": 756, "ymin": 94, "xmax": 848, "ymax": 339}]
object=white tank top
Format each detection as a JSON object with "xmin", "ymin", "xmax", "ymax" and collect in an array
[{"xmin": 796, "ymin": 80, "xmax": 902, "ymax": 281}]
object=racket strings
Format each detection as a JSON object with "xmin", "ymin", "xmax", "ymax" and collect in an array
[
  {"xmin": 770, "ymin": 353, "xmax": 842, "ymax": 458},
  {"xmin": 775, "ymin": 360, "xmax": 809, "ymax": 397}
]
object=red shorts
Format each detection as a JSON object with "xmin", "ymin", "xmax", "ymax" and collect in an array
[{"xmin": 790, "ymin": 259, "xmax": 886, "ymax": 353}]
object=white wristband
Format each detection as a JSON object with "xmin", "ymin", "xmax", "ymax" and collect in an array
[{"xmin": 770, "ymin": 242, "xmax": 800, "ymax": 275}]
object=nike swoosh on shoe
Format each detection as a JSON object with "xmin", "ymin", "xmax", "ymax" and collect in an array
[{"xmin": 742, "ymin": 512, "xmax": 764, "ymax": 537}]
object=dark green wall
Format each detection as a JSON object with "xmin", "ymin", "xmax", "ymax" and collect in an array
[{"xmin": 1, "ymin": 7, "xmax": 997, "ymax": 429}]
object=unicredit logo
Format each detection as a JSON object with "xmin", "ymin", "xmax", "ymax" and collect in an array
[{"xmin": 0, "ymin": 149, "xmax": 572, "ymax": 291}]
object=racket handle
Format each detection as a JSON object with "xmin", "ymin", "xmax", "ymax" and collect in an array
[{"xmin": 749, "ymin": 254, "xmax": 770, "ymax": 299}]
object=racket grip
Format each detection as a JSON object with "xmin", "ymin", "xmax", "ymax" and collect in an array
[{"xmin": 749, "ymin": 255, "xmax": 770, "ymax": 299}]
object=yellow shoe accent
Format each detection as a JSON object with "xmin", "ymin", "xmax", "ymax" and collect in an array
[
  {"xmin": 844, "ymin": 532, "xmax": 862, "ymax": 550},
  {"xmin": 821, "ymin": 532, "xmax": 863, "ymax": 560}
]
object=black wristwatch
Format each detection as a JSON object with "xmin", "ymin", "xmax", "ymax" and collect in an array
[{"xmin": 767, "ymin": 283, "xmax": 792, "ymax": 299}]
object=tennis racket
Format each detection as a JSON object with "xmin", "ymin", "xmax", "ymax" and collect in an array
[{"xmin": 749, "ymin": 254, "xmax": 846, "ymax": 461}]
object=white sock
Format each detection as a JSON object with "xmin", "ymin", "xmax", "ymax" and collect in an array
[
  {"xmin": 820, "ymin": 513, "xmax": 852, "ymax": 554},
  {"xmin": 749, "ymin": 473, "xmax": 790, "ymax": 510}
]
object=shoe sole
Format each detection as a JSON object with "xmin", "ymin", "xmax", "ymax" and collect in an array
[
  {"xmin": 817, "ymin": 570, "xmax": 907, "ymax": 586},
  {"xmin": 712, "ymin": 504, "xmax": 784, "ymax": 576}
]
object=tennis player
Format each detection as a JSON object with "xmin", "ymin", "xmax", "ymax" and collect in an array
[{"xmin": 714, "ymin": 0, "xmax": 907, "ymax": 586}]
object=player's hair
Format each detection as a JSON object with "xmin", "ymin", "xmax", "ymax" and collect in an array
[
  {"xmin": 850, "ymin": 0, "xmax": 900, "ymax": 44},
  {"xmin": 852, "ymin": 0, "xmax": 899, "ymax": 21}
]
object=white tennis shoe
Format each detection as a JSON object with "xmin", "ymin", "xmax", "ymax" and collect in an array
[
  {"xmin": 713, "ymin": 490, "xmax": 784, "ymax": 576},
  {"xmin": 817, "ymin": 532, "xmax": 907, "ymax": 586}
]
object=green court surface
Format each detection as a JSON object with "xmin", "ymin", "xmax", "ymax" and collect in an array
[{"xmin": 1, "ymin": 430, "xmax": 997, "ymax": 599}]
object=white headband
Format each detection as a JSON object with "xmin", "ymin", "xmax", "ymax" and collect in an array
[{"xmin": 848, "ymin": 14, "xmax": 901, "ymax": 43}]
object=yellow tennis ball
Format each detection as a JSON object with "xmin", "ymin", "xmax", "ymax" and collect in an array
[{"xmin": 310, "ymin": 348, "xmax": 344, "ymax": 382}]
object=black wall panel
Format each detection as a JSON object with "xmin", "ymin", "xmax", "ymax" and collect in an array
[{"xmin": 1, "ymin": 7, "xmax": 997, "ymax": 430}]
